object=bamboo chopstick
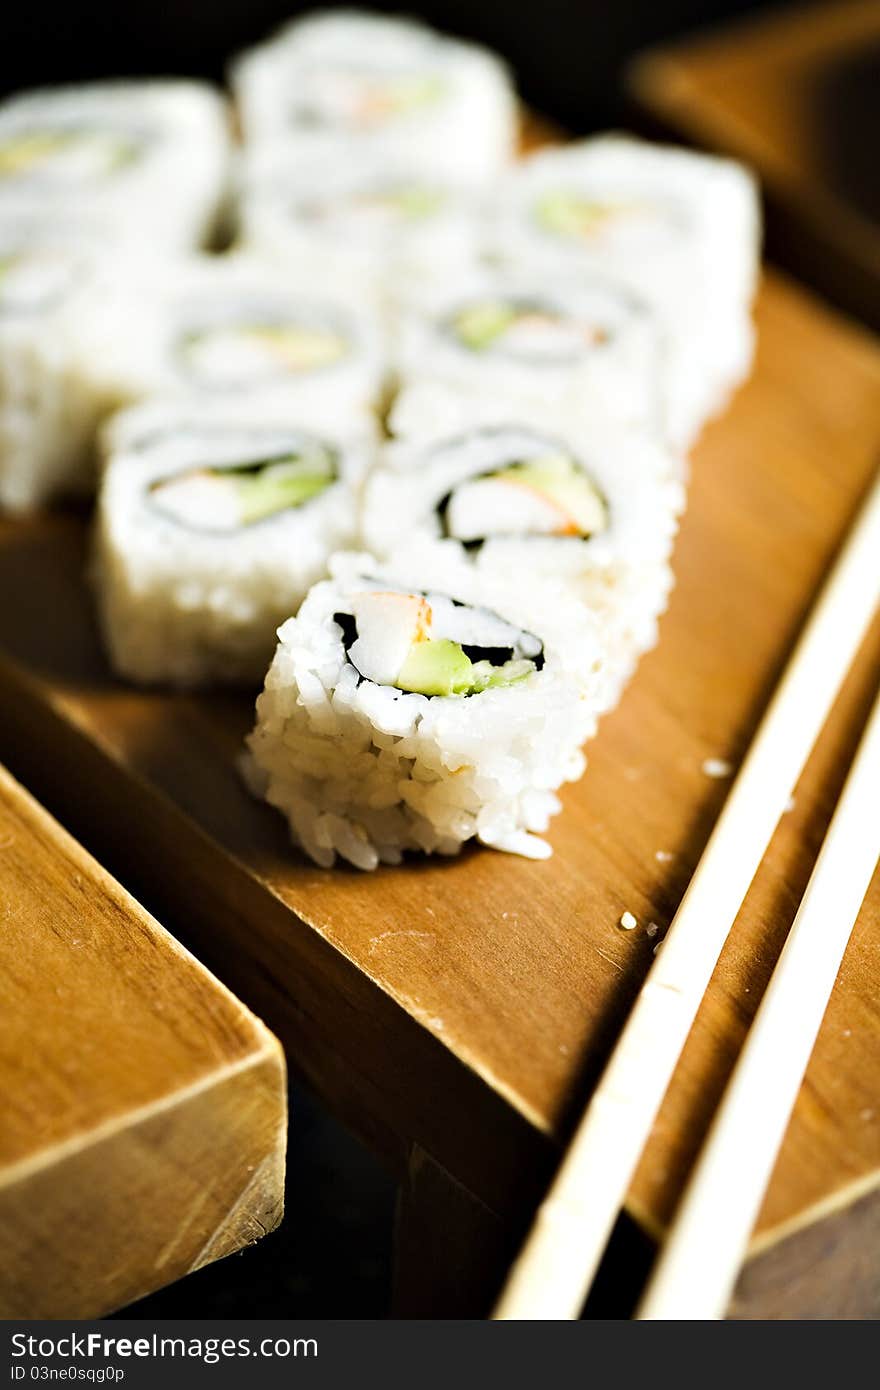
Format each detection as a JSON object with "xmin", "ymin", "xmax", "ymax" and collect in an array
[
  {"xmin": 637, "ymin": 683, "xmax": 880, "ymax": 1319},
  {"xmin": 493, "ymin": 472, "xmax": 880, "ymax": 1321}
]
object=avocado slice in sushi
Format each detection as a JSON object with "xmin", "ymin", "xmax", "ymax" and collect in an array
[
  {"xmin": 150, "ymin": 448, "xmax": 337, "ymax": 531},
  {"xmin": 397, "ymin": 641, "xmax": 536, "ymax": 696},
  {"xmin": 397, "ymin": 637, "xmax": 474, "ymax": 696}
]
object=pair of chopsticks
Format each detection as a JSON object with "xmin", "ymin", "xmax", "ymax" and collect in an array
[{"xmin": 494, "ymin": 470, "xmax": 880, "ymax": 1321}]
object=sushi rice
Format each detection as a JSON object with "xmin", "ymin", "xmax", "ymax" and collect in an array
[
  {"xmin": 94, "ymin": 397, "xmax": 377, "ymax": 686},
  {"xmin": 244, "ymin": 550, "xmax": 609, "ymax": 868}
]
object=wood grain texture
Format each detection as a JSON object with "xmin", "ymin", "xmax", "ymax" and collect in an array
[
  {"xmin": 627, "ymin": 0, "xmax": 880, "ymax": 330},
  {"xmin": 0, "ymin": 268, "xmax": 878, "ymax": 1316},
  {"xmin": 0, "ymin": 764, "xmax": 287, "ymax": 1318}
]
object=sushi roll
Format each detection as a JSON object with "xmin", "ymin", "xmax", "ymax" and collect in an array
[
  {"xmin": 394, "ymin": 269, "xmax": 665, "ymax": 435},
  {"xmin": 243, "ymin": 551, "xmax": 609, "ymax": 867},
  {"xmin": 0, "ymin": 81, "xmax": 231, "ymax": 252},
  {"xmin": 364, "ymin": 385, "xmax": 685, "ymax": 700},
  {"xmin": 77, "ymin": 255, "xmax": 387, "ymax": 420},
  {"xmin": 230, "ymin": 10, "xmax": 517, "ymax": 182},
  {"xmin": 93, "ymin": 398, "xmax": 376, "ymax": 687},
  {"xmin": 0, "ymin": 212, "xmax": 131, "ymax": 512},
  {"xmin": 238, "ymin": 150, "xmax": 484, "ymax": 291},
  {"xmin": 490, "ymin": 135, "xmax": 760, "ymax": 448}
]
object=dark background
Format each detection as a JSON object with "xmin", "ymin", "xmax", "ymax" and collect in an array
[
  {"xmin": 4, "ymin": 0, "xmax": 790, "ymax": 131},
  {"xmin": 6, "ymin": 0, "xmax": 795, "ymax": 1321}
]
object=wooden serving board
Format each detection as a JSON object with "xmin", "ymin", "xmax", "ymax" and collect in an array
[
  {"xmin": 0, "ymin": 268, "xmax": 878, "ymax": 1317},
  {"xmin": 627, "ymin": 0, "xmax": 880, "ymax": 332},
  {"xmin": 0, "ymin": 762, "xmax": 287, "ymax": 1319}
]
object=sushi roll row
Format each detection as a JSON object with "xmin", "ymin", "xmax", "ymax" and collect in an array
[
  {"xmin": 0, "ymin": 9, "xmax": 761, "ymax": 867},
  {"xmin": 229, "ymin": 20, "xmax": 757, "ymax": 866},
  {"xmin": 0, "ymin": 14, "xmax": 759, "ymax": 512}
]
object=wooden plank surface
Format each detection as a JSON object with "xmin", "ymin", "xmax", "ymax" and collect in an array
[
  {"xmin": 0, "ymin": 763, "xmax": 287, "ymax": 1318},
  {"xmin": 627, "ymin": 0, "xmax": 880, "ymax": 331},
  {"xmin": 0, "ymin": 266, "xmax": 877, "ymax": 1316}
]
